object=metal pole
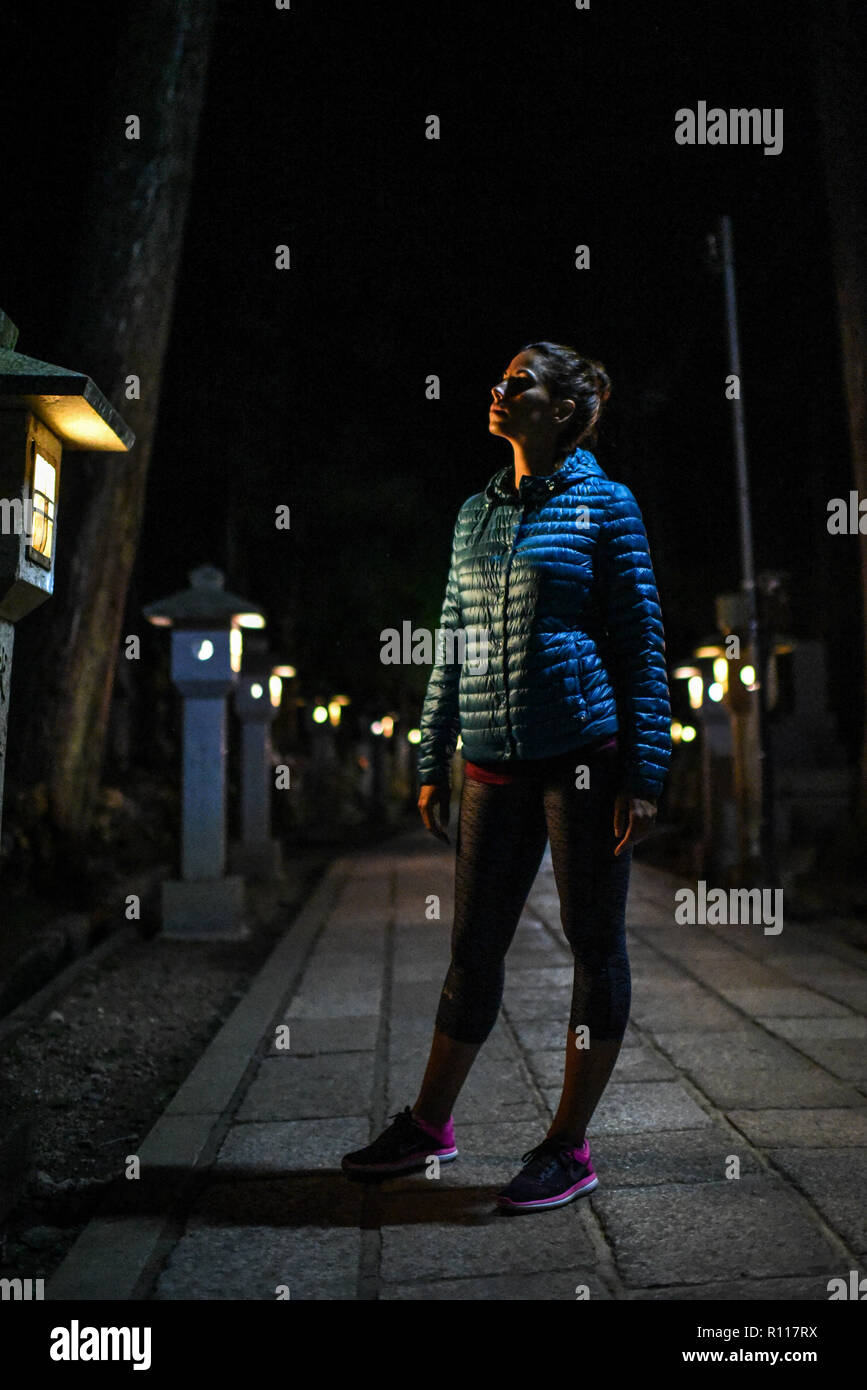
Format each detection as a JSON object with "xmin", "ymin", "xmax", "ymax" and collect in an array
[{"xmin": 718, "ymin": 214, "xmax": 779, "ymax": 886}]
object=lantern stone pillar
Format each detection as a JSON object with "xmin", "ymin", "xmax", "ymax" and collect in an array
[
  {"xmin": 0, "ymin": 622, "xmax": 13, "ymax": 842},
  {"xmin": 144, "ymin": 565, "xmax": 266, "ymax": 938}
]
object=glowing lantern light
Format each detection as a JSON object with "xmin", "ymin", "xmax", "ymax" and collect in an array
[{"xmin": 0, "ymin": 307, "xmax": 134, "ymax": 843}]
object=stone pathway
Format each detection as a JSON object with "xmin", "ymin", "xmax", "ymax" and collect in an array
[{"xmin": 47, "ymin": 828, "xmax": 867, "ymax": 1300}]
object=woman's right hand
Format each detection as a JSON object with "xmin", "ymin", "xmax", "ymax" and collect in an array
[{"xmin": 418, "ymin": 782, "xmax": 451, "ymax": 844}]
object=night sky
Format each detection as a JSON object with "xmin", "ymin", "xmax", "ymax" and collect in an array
[{"xmin": 2, "ymin": 0, "xmax": 859, "ymax": 745}]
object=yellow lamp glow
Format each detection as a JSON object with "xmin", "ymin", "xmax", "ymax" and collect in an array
[
  {"xmin": 371, "ymin": 720, "xmax": 383, "ymax": 735},
  {"xmin": 234, "ymin": 612, "xmax": 266, "ymax": 629},
  {"xmin": 250, "ymin": 682, "xmax": 264, "ymax": 700},
  {"xmin": 708, "ymin": 682, "xmax": 724, "ymax": 702},
  {"xmin": 272, "ymin": 664, "xmax": 296, "ymax": 678},
  {"xmin": 681, "ymin": 724, "xmax": 697, "ymax": 742},
  {"xmin": 671, "ymin": 720, "xmax": 683, "ymax": 741},
  {"xmin": 712, "ymin": 657, "xmax": 728, "ymax": 687},
  {"xmin": 195, "ymin": 639, "xmax": 214, "ymax": 661},
  {"xmin": 381, "ymin": 715, "xmax": 394, "ymax": 737},
  {"xmin": 230, "ymin": 626, "xmax": 243, "ymax": 673},
  {"xmin": 27, "ymin": 451, "xmax": 57, "ymax": 568},
  {"xmin": 328, "ymin": 701, "xmax": 341, "ymax": 726},
  {"xmin": 407, "ymin": 728, "xmax": 421, "ymax": 745},
  {"xmin": 269, "ymin": 675, "xmax": 282, "ymax": 708},
  {"xmin": 740, "ymin": 665, "xmax": 756, "ymax": 685},
  {"xmin": 312, "ymin": 705, "xmax": 328, "ymax": 724},
  {"xmin": 687, "ymin": 675, "xmax": 704, "ymax": 709}
]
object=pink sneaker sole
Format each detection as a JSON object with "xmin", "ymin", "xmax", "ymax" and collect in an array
[{"xmin": 496, "ymin": 1172, "xmax": 599, "ymax": 1211}]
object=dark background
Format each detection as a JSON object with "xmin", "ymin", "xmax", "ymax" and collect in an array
[{"xmin": 2, "ymin": 0, "xmax": 859, "ymax": 742}]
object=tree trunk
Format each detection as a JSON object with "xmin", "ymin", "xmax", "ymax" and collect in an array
[
  {"xmin": 805, "ymin": 1, "xmax": 867, "ymax": 831},
  {"xmin": 8, "ymin": 0, "xmax": 215, "ymax": 855}
]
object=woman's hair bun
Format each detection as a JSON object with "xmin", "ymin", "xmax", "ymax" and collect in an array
[{"xmin": 593, "ymin": 365, "xmax": 611, "ymax": 405}]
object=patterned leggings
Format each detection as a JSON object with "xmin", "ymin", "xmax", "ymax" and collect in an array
[{"xmin": 434, "ymin": 746, "xmax": 633, "ymax": 1045}]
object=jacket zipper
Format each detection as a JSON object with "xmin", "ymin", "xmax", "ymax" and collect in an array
[{"xmin": 500, "ymin": 502, "xmax": 523, "ymax": 757}]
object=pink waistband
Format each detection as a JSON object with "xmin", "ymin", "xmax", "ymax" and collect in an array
[{"xmin": 465, "ymin": 734, "xmax": 618, "ymax": 785}]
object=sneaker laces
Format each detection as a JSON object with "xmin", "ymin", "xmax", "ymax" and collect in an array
[
  {"xmin": 520, "ymin": 1136, "xmax": 579, "ymax": 1170},
  {"xmin": 386, "ymin": 1106, "xmax": 428, "ymax": 1135}
]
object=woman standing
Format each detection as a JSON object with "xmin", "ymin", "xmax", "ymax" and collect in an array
[{"xmin": 343, "ymin": 341, "xmax": 672, "ymax": 1212}]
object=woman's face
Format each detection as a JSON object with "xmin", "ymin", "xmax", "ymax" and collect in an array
[{"xmin": 488, "ymin": 350, "xmax": 568, "ymax": 447}]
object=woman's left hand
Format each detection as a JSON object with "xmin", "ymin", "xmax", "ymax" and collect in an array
[{"xmin": 613, "ymin": 793, "xmax": 657, "ymax": 856}]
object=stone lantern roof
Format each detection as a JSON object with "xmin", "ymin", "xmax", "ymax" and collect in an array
[
  {"xmin": 0, "ymin": 312, "xmax": 134, "ymax": 452},
  {"xmin": 143, "ymin": 565, "xmax": 266, "ymax": 629}
]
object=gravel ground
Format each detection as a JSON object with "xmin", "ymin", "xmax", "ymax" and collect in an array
[{"xmin": 0, "ymin": 849, "xmax": 333, "ymax": 1286}]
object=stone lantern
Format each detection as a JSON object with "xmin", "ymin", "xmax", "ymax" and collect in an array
[
  {"xmin": 143, "ymin": 564, "xmax": 265, "ymax": 938},
  {"xmin": 0, "ymin": 309, "xmax": 134, "ymax": 843}
]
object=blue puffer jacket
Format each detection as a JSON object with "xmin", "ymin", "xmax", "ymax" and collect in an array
[{"xmin": 417, "ymin": 446, "xmax": 672, "ymax": 800}]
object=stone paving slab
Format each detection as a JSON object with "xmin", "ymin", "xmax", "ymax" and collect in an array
[
  {"xmin": 543, "ymin": 1081, "xmax": 713, "ymax": 1134},
  {"xmin": 195, "ymin": 1176, "xmax": 364, "ymax": 1229},
  {"xmin": 526, "ymin": 1043, "xmax": 677, "ymax": 1089},
  {"xmin": 767, "ymin": 1147, "xmax": 867, "ymax": 1257},
  {"xmin": 629, "ymin": 981, "xmax": 747, "ymax": 1030},
  {"xmin": 726, "ymin": 1108, "xmax": 867, "ymax": 1148},
  {"xmin": 758, "ymin": 1016, "xmax": 867, "ymax": 1041},
  {"xmin": 591, "ymin": 1128, "xmax": 764, "ymax": 1186},
  {"xmin": 506, "ymin": 966, "xmax": 578, "ymax": 988},
  {"xmin": 621, "ymin": 1274, "xmax": 853, "ymax": 1301},
  {"xmin": 593, "ymin": 1176, "xmax": 842, "ymax": 1287},
  {"xmin": 387, "ymin": 1054, "xmax": 541, "ymax": 1123},
  {"xmin": 770, "ymin": 1037, "xmax": 867, "ymax": 1081},
  {"xmin": 287, "ymin": 981, "xmax": 383, "ymax": 1017},
  {"xmin": 273, "ymin": 1015, "xmax": 379, "ymax": 1054},
  {"xmin": 389, "ymin": 979, "xmax": 448, "ymax": 1019},
  {"xmin": 215, "ymin": 1116, "xmax": 369, "ymax": 1171},
  {"xmin": 380, "ymin": 1208, "xmax": 596, "ymax": 1283},
  {"xmin": 381, "ymin": 1270, "xmax": 614, "ymax": 1299},
  {"xmin": 677, "ymin": 959, "xmax": 786, "ymax": 991},
  {"xmin": 718, "ymin": 986, "xmax": 853, "ymax": 1018},
  {"xmin": 651, "ymin": 1028, "xmax": 864, "ymax": 1109},
  {"xmin": 771, "ymin": 952, "xmax": 866, "ymax": 984},
  {"xmin": 236, "ymin": 1053, "xmax": 374, "ymax": 1121},
  {"xmin": 508, "ymin": 1016, "xmax": 641, "ymax": 1051},
  {"xmin": 154, "ymin": 1224, "xmax": 361, "ymax": 1299},
  {"xmin": 392, "ymin": 958, "xmax": 449, "ymax": 984},
  {"xmin": 500, "ymin": 987, "xmax": 574, "ymax": 1020},
  {"xmin": 781, "ymin": 974, "xmax": 867, "ymax": 1014},
  {"xmin": 504, "ymin": 947, "xmax": 573, "ymax": 971},
  {"xmin": 390, "ymin": 1015, "xmax": 519, "ymax": 1059}
]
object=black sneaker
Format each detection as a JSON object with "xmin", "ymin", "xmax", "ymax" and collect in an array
[
  {"xmin": 496, "ymin": 1135, "xmax": 598, "ymax": 1211},
  {"xmin": 341, "ymin": 1106, "xmax": 458, "ymax": 1176}
]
